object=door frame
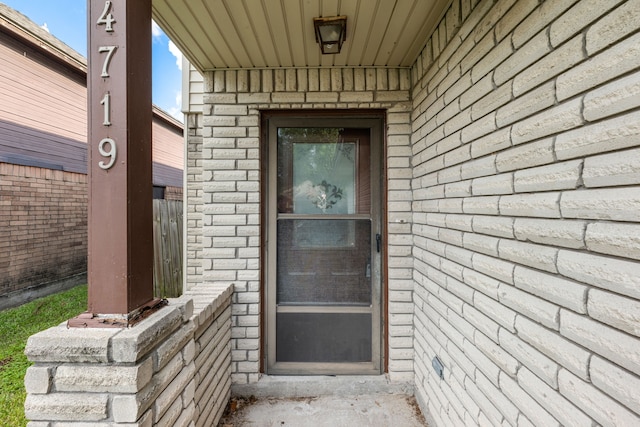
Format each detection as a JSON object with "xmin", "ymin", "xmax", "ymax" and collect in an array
[{"xmin": 260, "ymin": 110, "xmax": 387, "ymax": 375}]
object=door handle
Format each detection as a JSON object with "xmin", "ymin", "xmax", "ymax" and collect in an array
[{"xmin": 376, "ymin": 234, "xmax": 381, "ymax": 253}]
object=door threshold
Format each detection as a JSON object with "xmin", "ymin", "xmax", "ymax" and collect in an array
[{"xmin": 231, "ymin": 374, "xmax": 414, "ymax": 398}]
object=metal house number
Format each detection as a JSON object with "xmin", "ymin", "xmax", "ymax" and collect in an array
[{"xmin": 96, "ymin": 1, "xmax": 117, "ymax": 170}]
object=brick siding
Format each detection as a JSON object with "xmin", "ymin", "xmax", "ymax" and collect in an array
[
  {"xmin": 165, "ymin": 185, "xmax": 183, "ymax": 201},
  {"xmin": 0, "ymin": 162, "xmax": 87, "ymax": 297},
  {"xmin": 411, "ymin": 0, "xmax": 640, "ymax": 425},
  {"xmin": 1, "ymin": 163, "xmax": 183, "ymax": 307},
  {"xmin": 185, "ymin": 67, "xmax": 415, "ymax": 384}
]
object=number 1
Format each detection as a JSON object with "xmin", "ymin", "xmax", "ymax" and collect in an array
[{"xmin": 100, "ymin": 93, "xmax": 111, "ymax": 126}]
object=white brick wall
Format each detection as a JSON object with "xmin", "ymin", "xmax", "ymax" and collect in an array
[
  {"xmin": 24, "ymin": 288, "xmax": 233, "ymax": 426},
  {"xmin": 411, "ymin": 0, "xmax": 640, "ymax": 426},
  {"xmin": 185, "ymin": 66, "xmax": 414, "ymax": 384}
]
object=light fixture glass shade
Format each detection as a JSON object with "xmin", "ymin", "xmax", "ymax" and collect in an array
[{"xmin": 313, "ymin": 16, "xmax": 347, "ymax": 54}]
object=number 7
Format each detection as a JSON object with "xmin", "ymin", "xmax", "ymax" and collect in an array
[{"xmin": 98, "ymin": 46, "xmax": 117, "ymax": 77}]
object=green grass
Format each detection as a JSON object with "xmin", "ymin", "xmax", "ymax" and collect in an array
[{"xmin": 0, "ymin": 285, "xmax": 88, "ymax": 427}]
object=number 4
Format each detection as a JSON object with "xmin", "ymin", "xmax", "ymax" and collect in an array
[{"xmin": 97, "ymin": 1, "xmax": 115, "ymax": 32}]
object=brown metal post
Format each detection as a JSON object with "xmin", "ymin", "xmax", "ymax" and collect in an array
[{"xmin": 85, "ymin": 0, "xmax": 154, "ymax": 317}]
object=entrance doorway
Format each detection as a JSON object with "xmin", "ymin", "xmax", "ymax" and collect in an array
[{"xmin": 265, "ymin": 114, "xmax": 384, "ymax": 375}]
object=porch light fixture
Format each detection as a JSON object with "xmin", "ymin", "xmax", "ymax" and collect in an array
[{"xmin": 313, "ymin": 16, "xmax": 347, "ymax": 54}]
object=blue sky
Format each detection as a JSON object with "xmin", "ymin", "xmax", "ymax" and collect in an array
[{"xmin": 2, "ymin": 0, "xmax": 184, "ymax": 122}]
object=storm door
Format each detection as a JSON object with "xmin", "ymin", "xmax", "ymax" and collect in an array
[{"xmin": 266, "ymin": 117, "xmax": 383, "ymax": 375}]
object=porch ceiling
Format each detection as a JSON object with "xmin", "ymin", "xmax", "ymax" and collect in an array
[{"xmin": 151, "ymin": 0, "xmax": 450, "ymax": 72}]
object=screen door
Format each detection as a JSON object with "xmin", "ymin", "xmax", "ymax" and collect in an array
[{"xmin": 266, "ymin": 117, "xmax": 383, "ymax": 375}]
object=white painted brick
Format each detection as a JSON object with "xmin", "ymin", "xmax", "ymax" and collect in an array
[
  {"xmin": 499, "ymin": 371, "xmax": 560, "ymax": 427},
  {"xmin": 470, "ymin": 127, "xmax": 511, "ymax": 159},
  {"xmin": 587, "ymin": 289, "xmax": 640, "ymax": 338},
  {"xmin": 463, "ymin": 196, "xmax": 500, "ymax": 215},
  {"xmin": 445, "ymin": 276, "xmax": 473, "ymax": 305},
  {"xmin": 474, "ymin": 331, "xmax": 519, "ymax": 376},
  {"xmin": 586, "ymin": 0, "xmax": 640, "ymax": 55},
  {"xmin": 24, "ymin": 393, "xmax": 108, "ymax": 422},
  {"xmin": 511, "ymin": 0, "xmax": 575, "ymax": 48},
  {"xmin": 498, "ymin": 284, "xmax": 560, "ymax": 330},
  {"xmin": 438, "ymin": 165, "xmax": 461, "ymax": 184},
  {"xmin": 583, "ymin": 147, "xmax": 640, "ymax": 188},
  {"xmin": 471, "ymin": 81, "xmax": 512, "ymax": 121},
  {"xmin": 498, "ymin": 239, "xmax": 558, "ymax": 274},
  {"xmin": 513, "ymin": 218, "xmax": 585, "ymax": 249},
  {"xmin": 557, "ymin": 32, "xmax": 640, "ymax": 100},
  {"xmin": 499, "ymin": 328, "xmax": 559, "ymax": 388},
  {"xmin": 584, "ymin": 70, "xmax": 640, "ymax": 121},
  {"xmin": 472, "ymin": 37, "xmax": 513, "ymax": 84},
  {"xmin": 511, "ymin": 99, "xmax": 583, "ymax": 145},
  {"xmin": 444, "ymin": 71, "xmax": 472, "ymax": 105},
  {"xmin": 460, "ymin": 75, "xmax": 493, "ymax": 109},
  {"xmin": 472, "ymin": 215, "xmax": 514, "ymax": 239},
  {"xmin": 550, "ymin": 0, "xmax": 621, "ymax": 47},
  {"xmin": 436, "ymin": 99, "xmax": 462, "ymax": 127},
  {"xmin": 438, "ymin": 198, "xmax": 463, "ymax": 213},
  {"xmin": 513, "ymin": 266, "xmax": 587, "ymax": 313},
  {"xmin": 24, "ymin": 366, "xmax": 51, "ymax": 394},
  {"xmin": 499, "ymin": 192, "xmax": 561, "ymax": 218},
  {"xmin": 514, "ymin": 160, "xmax": 582, "ymax": 193},
  {"xmin": 55, "ymin": 360, "xmax": 153, "ymax": 393},
  {"xmin": 560, "ymin": 187, "xmax": 640, "ymax": 222},
  {"xmin": 474, "ymin": 370, "xmax": 520, "ymax": 425},
  {"xmin": 513, "ymin": 34, "xmax": 584, "ymax": 97},
  {"xmin": 445, "ymin": 245, "xmax": 474, "ymax": 268},
  {"xmin": 494, "ymin": 0, "xmax": 538, "ymax": 41},
  {"xmin": 560, "ymin": 309, "xmax": 640, "ymax": 376},
  {"xmin": 517, "ymin": 367, "xmax": 592, "ymax": 427},
  {"xmin": 445, "ymin": 214, "xmax": 473, "ymax": 232},
  {"xmin": 515, "ymin": 315, "xmax": 590, "ymax": 380},
  {"xmin": 558, "ymin": 369, "xmax": 640, "ymax": 427},
  {"xmin": 472, "ymin": 173, "xmax": 514, "ymax": 195},
  {"xmin": 495, "ymin": 30, "xmax": 549, "ymax": 86},
  {"xmin": 460, "ymin": 113, "xmax": 496, "ymax": 143},
  {"xmin": 496, "ymin": 81, "xmax": 555, "ymax": 127},
  {"xmin": 463, "ymin": 375, "xmax": 504, "ymax": 427},
  {"xmin": 445, "ymin": 180, "xmax": 472, "ymax": 197},
  {"xmin": 444, "ymin": 145, "xmax": 471, "ymax": 167},
  {"xmin": 474, "ymin": 292, "xmax": 516, "ymax": 332},
  {"xmin": 496, "ymin": 138, "xmax": 554, "ymax": 172},
  {"xmin": 155, "ymin": 363, "xmax": 195, "ymax": 423},
  {"xmin": 463, "ymin": 267, "xmax": 500, "ymax": 299},
  {"xmin": 555, "ymin": 110, "xmax": 640, "ymax": 160},
  {"xmin": 472, "ymin": 252, "xmax": 515, "ymax": 285},
  {"xmin": 213, "ymin": 104, "xmax": 247, "ymax": 116},
  {"xmin": 557, "ymin": 249, "xmax": 640, "ymax": 299},
  {"xmin": 585, "ymin": 222, "xmax": 640, "ymax": 260},
  {"xmin": 590, "ymin": 355, "xmax": 640, "ymax": 415},
  {"xmin": 462, "ymin": 338, "xmax": 501, "ymax": 386},
  {"xmin": 460, "ymin": 155, "xmax": 496, "ymax": 180},
  {"xmin": 156, "ymin": 397, "xmax": 183, "ymax": 427},
  {"xmin": 463, "ymin": 233, "xmax": 499, "ymax": 257},
  {"xmin": 463, "ymin": 304, "xmax": 500, "ymax": 343}
]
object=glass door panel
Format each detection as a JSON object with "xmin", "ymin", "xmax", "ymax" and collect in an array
[{"xmin": 267, "ymin": 120, "xmax": 382, "ymax": 374}]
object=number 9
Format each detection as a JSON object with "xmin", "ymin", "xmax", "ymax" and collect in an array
[{"xmin": 98, "ymin": 138, "xmax": 117, "ymax": 170}]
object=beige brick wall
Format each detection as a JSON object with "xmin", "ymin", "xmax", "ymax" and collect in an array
[
  {"xmin": 24, "ymin": 286, "xmax": 233, "ymax": 426},
  {"xmin": 185, "ymin": 67, "xmax": 414, "ymax": 384},
  {"xmin": 0, "ymin": 162, "xmax": 87, "ymax": 297},
  {"xmin": 411, "ymin": 0, "xmax": 640, "ymax": 425}
]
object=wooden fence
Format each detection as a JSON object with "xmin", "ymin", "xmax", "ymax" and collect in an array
[{"xmin": 153, "ymin": 199, "xmax": 183, "ymax": 298}]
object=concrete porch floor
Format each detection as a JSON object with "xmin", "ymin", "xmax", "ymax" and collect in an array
[
  {"xmin": 219, "ymin": 376, "xmax": 428, "ymax": 426},
  {"xmin": 218, "ymin": 394, "xmax": 428, "ymax": 426}
]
